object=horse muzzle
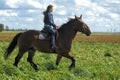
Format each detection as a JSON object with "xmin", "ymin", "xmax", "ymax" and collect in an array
[{"xmin": 86, "ymin": 32, "xmax": 91, "ymax": 36}]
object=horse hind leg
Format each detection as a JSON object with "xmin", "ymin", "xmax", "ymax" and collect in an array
[
  {"xmin": 27, "ymin": 48, "xmax": 38, "ymax": 71},
  {"xmin": 13, "ymin": 49, "xmax": 26, "ymax": 67}
]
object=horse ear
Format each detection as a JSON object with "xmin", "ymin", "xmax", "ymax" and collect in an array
[
  {"xmin": 80, "ymin": 15, "xmax": 82, "ymax": 19},
  {"xmin": 75, "ymin": 15, "xmax": 77, "ymax": 19}
]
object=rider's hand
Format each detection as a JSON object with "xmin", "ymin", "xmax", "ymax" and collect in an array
[{"xmin": 55, "ymin": 26, "xmax": 59, "ymax": 29}]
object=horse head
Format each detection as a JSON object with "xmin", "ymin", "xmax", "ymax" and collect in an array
[{"xmin": 73, "ymin": 15, "xmax": 91, "ymax": 36}]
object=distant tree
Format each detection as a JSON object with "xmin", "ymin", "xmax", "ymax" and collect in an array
[
  {"xmin": 6, "ymin": 26, "xmax": 9, "ymax": 31},
  {"xmin": 0, "ymin": 24, "xmax": 4, "ymax": 32}
]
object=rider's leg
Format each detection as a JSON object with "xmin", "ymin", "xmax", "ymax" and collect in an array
[{"xmin": 44, "ymin": 27, "xmax": 56, "ymax": 49}]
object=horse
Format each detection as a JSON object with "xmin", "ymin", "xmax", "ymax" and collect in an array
[{"xmin": 4, "ymin": 15, "xmax": 91, "ymax": 71}]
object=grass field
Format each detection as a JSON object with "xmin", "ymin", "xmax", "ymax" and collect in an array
[{"xmin": 0, "ymin": 31, "xmax": 120, "ymax": 80}]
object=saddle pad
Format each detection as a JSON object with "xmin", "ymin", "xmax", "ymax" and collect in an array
[
  {"xmin": 39, "ymin": 34, "xmax": 46, "ymax": 40},
  {"xmin": 38, "ymin": 31, "xmax": 50, "ymax": 40}
]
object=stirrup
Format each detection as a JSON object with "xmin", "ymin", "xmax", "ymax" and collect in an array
[{"xmin": 51, "ymin": 44, "xmax": 57, "ymax": 49}]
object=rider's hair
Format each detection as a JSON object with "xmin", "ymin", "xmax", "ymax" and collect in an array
[{"xmin": 43, "ymin": 5, "xmax": 53, "ymax": 15}]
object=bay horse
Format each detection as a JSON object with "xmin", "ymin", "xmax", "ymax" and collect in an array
[{"xmin": 4, "ymin": 15, "xmax": 91, "ymax": 71}]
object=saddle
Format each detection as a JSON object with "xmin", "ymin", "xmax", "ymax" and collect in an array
[
  {"xmin": 39, "ymin": 30, "xmax": 51, "ymax": 40},
  {"xmin": 34, "ymin": 29, "xmax": 59, "ymax": 40}
]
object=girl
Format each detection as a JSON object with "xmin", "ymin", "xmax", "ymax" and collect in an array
[{"xmin": 43, "ymin": 5, "xmax": 57, "ymax": 49}]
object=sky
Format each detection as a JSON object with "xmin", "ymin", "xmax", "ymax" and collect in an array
[{"xmin": 0, "ymin": 0, "xmax": 120, "ymax": 32}]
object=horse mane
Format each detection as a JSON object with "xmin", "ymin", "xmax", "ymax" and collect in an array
[{"xmin": 58, "ymin": 18, "xmax": 75, "ymax": 31}]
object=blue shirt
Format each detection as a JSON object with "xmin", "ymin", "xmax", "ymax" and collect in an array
[{"xmin": 44, "ymin": 12, "xmax": 56, "ymax": 28}]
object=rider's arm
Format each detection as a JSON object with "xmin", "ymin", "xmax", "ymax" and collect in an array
[{"xmin": 48, "ymin": 12, "xmax": 56, "ymax": 28}]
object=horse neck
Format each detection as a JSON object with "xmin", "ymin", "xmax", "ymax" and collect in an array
[{"xmin": 58, "ymin": 23, "xmax": 77, "ymax": 42}]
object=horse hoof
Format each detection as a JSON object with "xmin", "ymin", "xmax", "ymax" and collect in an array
[
  {"xmin": 35, "ymin": 68, "xmax": 39, "ymax": 72},
  {"xmin": 69, "ymin": 67, "xmax": 72, "ymax": 71},
  {"xmin": 56, "ymin": 62, "xmax": 59, "ymax": 66},
  {"xmin": 68, "ymin": 66, "xmax": 73, "ymax": 71},
  {"xmin": 13, "ymin": 63, "xmax": 18, "ymax": 67},
  {"xmin": 68, "ymin": 65, "xmax": 75, "ymax": 71}
]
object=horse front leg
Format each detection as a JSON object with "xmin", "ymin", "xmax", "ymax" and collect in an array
[
  {"xmin": 56, "ymin": 54, "xmax": 62, "ymax": 65},
  {"xmin": 68, "ymin": 53, "xmax": 76, "ymax": 70},
  {"xmin": 61, "ymin": 52, "xmax": 76, "ymax": 70}
]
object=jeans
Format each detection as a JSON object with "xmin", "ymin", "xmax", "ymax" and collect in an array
[{"xmin": 44, "ymin": 26, "xmax": 56, "ymax": 48}]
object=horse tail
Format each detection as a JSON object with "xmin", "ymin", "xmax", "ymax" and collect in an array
[{"xmin": 4, "ymin": 32, "xmax": 22, "ymax": 59}]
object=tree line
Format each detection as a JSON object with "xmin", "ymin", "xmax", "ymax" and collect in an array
[
  {"xmin": 0, "ymin": 23, "xmax": 27, "ymax": 32},
  {"xmin": 0, "ymin": 24, "xmax": 4, "ymax": 32}
]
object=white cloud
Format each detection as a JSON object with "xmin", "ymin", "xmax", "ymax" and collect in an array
[
  {"xmin": 92, "ymin": 4, "xmax": 108, "ymax": 14},
  {"xmin": 27, "ymin": 0, "xmax": 43, "ymax": 8},
  {"xmin": 6, "ymin": 0, "xmax": 43, "ymax": 9},
  {"xmin": 106, "ymin": 0, "xmax": 120, "ymax": 4},
  {"xmin": 87, "ymin": 11, "xmax": 94, "ymax": 16},
  {"xmin": 27, "ymin": 9, "xmax": 35, "ymax": 13},
  {"xmin": 57, "ymin": 10, "xmax": 66, "ymax": 15},
  {"xmin": 6, "ymin": 0, "xmax": 22, "ymax": 8},
  {"xmin": 75, "ymin": 0, "xmax": 108, "ymax": 14},
  {"xmin": 0, "ymin": 17, "xmax": 6, "ymax": 22},
  {"xmin": 0, "ymin": 10, "xmax": 18, "ymax": 16},
  {"xmin": 75, "ymin": 0, "xmax": 91, "ymax": 7},
  {"xmin": 109, "ymin": 13, "xmax": 120, "ymax": 20},
  {"xmin": 55, "ymin": 18, "xmax": 66, "ymax": 25},
  {"xmin": 26, "ymin": 18, "xmax": 33, "ymax": 21}
]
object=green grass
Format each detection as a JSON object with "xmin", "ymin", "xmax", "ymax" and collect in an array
[{"xmin": 0, "ymin": 41, "xmax": 120, "ymax": 80}]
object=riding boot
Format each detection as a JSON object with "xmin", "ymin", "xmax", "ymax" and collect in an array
[
  {"xmin": 51, "ymin": 35, "xmax": 57, "ymax": 49},
  {"xmin": 51, "ymin": 42, "xmax": 57, "ymax": 49}
]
